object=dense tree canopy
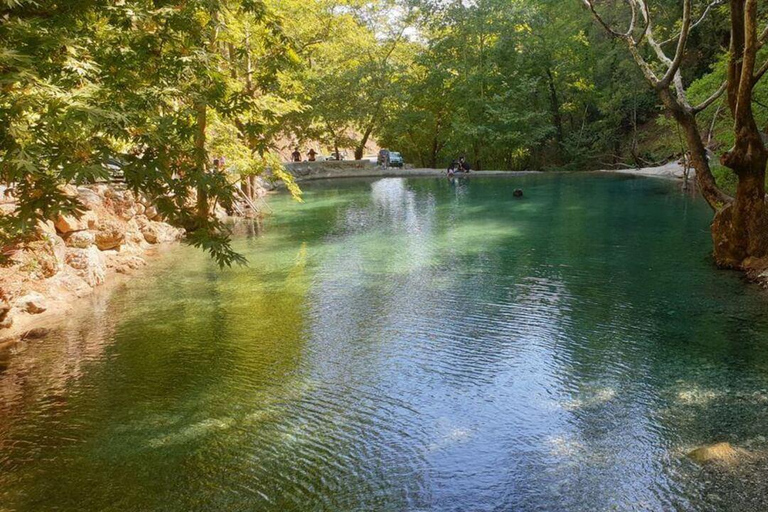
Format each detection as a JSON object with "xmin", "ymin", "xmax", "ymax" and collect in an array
[{"xmin": 1, "ymin": 0, "xmax": 766, "ymax": 264}]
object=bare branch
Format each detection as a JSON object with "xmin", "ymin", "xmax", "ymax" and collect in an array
[
  {"xmin": 759, "ymin": 23, "xmax": 768, "ymax": 48},
  {"xmin": 660, "ymin": 0, "xmax": 692, "ymax": 87},
  {"xmin": 661, "ymin": 0, "xmax": 725, "ymax": 46},
  {"xmin": 755, "ymin": 59, "xmax": 768, "ymax": 85},
  {"xmin": 692, "ymin": 81, "xmax": 728, "ymax": 113},
  {"xmin": 581, "ymin": 0, "xmax": 635, "ymax": 40},
  {"xmin": 584, "ymin": 0, "xmax": 659, "ymax": 85}
]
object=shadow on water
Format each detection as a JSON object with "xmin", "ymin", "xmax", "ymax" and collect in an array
[{"xmin": 3, "ymin": 174, "xmax": 768, "ymax": 511}]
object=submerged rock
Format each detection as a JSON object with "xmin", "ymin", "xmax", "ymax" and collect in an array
[
  {"xmin": 22, "ymin": 327, "xmax": 50, "ymax": 339},
  {"xmin": 15, "ymin": 293, "xmax": 47, "ymax": 314},
  {"xmin": 687, "ymin": 442, "xmax": 748, "ymax": 465}
]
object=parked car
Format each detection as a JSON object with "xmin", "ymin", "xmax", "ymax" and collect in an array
[
  {"xmin": 388, "ymin": 152, "xmax": 404, "ymax": 168},
  {"xmin": 326, "ymin": 151, "xmax": 347, "ymax": 161}
]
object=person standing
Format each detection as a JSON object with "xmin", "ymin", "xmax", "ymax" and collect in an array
[
  {"xmin": 292, "ymin": 148, "xmax": 301, "ymax": 162},
  {"xmin": 307, "ymin": 148, "xmax": 317, "ymax": 162}
]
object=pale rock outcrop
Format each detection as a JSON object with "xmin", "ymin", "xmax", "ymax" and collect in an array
[
  {"xmin": 1, "ymin": 184, "xmax": 194, "ymax": 337},
  {"xmin": 15, "ymin": 293, "xmax": 47, "ymax": 314},
  {"xmin": 65, "ymin": 246, "xmax": 106, "ymax": 287}
]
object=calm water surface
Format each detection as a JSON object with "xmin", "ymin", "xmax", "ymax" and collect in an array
[{"xmin": 3, "ymin": 175, "xmax": 768, "ymax": 511}]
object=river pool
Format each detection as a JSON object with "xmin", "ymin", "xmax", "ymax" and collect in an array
[{"xmin": 3, "ymin": 174, "xmax": 768, "ymax": 511}]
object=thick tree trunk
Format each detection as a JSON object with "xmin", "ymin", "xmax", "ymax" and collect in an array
[
  {"xmin": 710, "ymin": 0, "xmax": 768, "ymax": 269},
  {"xmin": 355, "ymin": 123, "xmax": 374, "ymax": 160}
]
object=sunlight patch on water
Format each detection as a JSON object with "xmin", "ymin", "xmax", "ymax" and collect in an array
[
  {"xmin": 561, "ymin": 386, "xmax": 617, "ymax": 411},
  {"xmin": 148, "ymin": 417, "xmax": 236, "ymax": 448}
]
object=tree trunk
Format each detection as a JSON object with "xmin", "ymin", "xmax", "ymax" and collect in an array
[
  {"xmin": 657, "ymin": 89, "xmax": 729, "ymax": 210},
  {"xmin": 355, "ymin": 123, "xmax": 374, "ymax": 160},
  {"xmin": 716, "ymin": 123, "xmax": 768, "ymax": 267},
  {"xmin": 546, "ymin": 67, "xmax": 564, "ymax": 147},
  {"xmin": 710, "ymin": 0, "xmax": 768, "ymax": 269},
  {"xmin": 194, "ymin": 101, "xmax": 208, "ymax": 223},
  {"xmin": 430, "ymin": 135, "xmax": 439, "ymax": 169}
]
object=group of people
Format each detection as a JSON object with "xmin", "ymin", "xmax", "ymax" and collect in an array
[
  {"xmin": 447, "ymin": 156, "xmax": 471, "ymax": 176},
  {"xmin": 292, "ymin": 148, "xmax": 318, "ymax": 162}
]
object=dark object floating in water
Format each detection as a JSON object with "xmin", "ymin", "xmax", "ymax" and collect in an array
[{"xmin": 513, "ymin": 189, "xmax": 524, "ymax": 197}]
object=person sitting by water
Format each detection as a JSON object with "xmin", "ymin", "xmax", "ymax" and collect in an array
[
  {"xmin": 447, "ymin": 159, "xmax": 459, "ymax": 176},
  {"xmin": 307, "ymin": 148, "xmax": 317, "ymax": 162},
  {"xmin": 458, "ymin": 156, "xmax": 471, "ymax": 173}
]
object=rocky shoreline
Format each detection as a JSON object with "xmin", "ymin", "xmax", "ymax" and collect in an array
[{"xmin": 0, "ymin": 184, "xmax": 187, "ymax": 344}]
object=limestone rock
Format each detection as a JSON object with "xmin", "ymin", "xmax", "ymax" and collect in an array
[
  {"xmin": 54, "ymin": 211, "xmax": 98, "ymax": 234},
  {"xmin": 109, "ymin": 255, "xmax": 147, "ymax": 274},
  {"xmin": 65, "ymin": 246, "xmax": 106, "ymax": 287},
  {"xmin": 95, "ymin": 221, "xmax": 124, "ymax": 251},
  {"xmin": 138, "ymin": 218, "xmax": 182, "ymax": 244},
  {"xmin": 36, "ymin": 220, "xmax": 57, "ymax": 238},
  {"xmin": 76, "ymin": 187, "xmax": 104, "ymax": 209},
  {"xmin": 0, "ymin": 302, "xmax": 12, "ymax": 329},
  {"xmin": 15, "ymin": 293, "xmax": 47, "ymax": 314},
  {"xmin": 687, "ymin": 442, "xmax": 747, "ymax": 465},
  {"xmin": 145, "ymin": 206, "xmax": 159, "ymax": 220},
  {"xmin": 64, "ymin": 230, "xmax": 96, "ymax": 249},
  {"xmin": 21, "ymin": 238, "xmax": 64, "ymax": 278}
]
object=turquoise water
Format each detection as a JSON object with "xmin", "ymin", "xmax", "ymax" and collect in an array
[{"xmin": 3, "ymin": 174, "xmax": 768, "ymax": 511}]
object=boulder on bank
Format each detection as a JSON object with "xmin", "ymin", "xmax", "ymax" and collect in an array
[
  {"xmin": 95, "ymin": 220, "xmax": 125, "ymax": 251},
  {"xmin": 64, "ymin": 230, "xmax": 96, "ymax": 249},
  {"xmin": 65, "ymin": 246, "xmax": 106, "ymax": 287},
  {"xmin": 137, "ymin": 217, "xmax": 183, "ymax": 244},
  {"xmin": 76, "ymin": 187, "xmax": 104, "ymax": 209},
  {"xmin": 54, "ymin": 211, "xmax": 97, "ymax": 234}
]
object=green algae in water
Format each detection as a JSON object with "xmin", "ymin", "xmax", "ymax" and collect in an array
[{"xmin": 3, "ymin": 175, "xmax": 768, "ymax": 511}]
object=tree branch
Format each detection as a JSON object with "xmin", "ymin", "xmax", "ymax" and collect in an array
[
  {"xmin": 581, "ymin": 0, "xmax": 635, "ymax": 39},
  {"xmin": 693, "ymin": 80, "xmax": 728, "ymax": 113},
  {"xmin": 660, "ymin": 0, "xmax": 725, "ymax": 46},
  {"xmin": 660, "ymin": 0, "xmax": 692, "ymax": 87},
  {"xmin": 754, "ymin": 57, "xmax": 768, "ymax": 86}
]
